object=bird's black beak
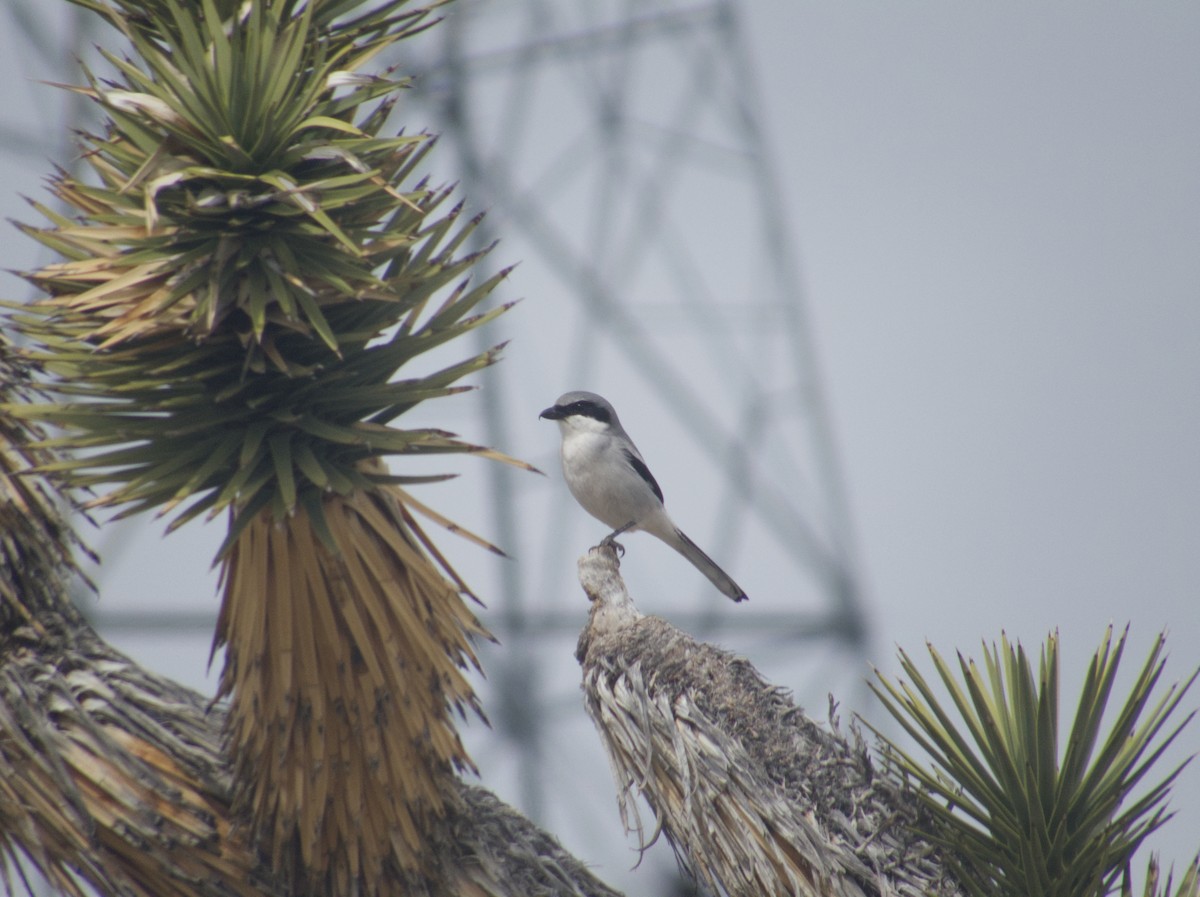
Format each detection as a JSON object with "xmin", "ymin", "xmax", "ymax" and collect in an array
[{"xmin": 539, "ymin": 405, "xmax": 564, "ymax": 420}]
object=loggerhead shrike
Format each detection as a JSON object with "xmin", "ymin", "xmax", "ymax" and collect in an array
[{"xmin": 540, "ymin": 391, "xmax": 748, "ymax": 602}]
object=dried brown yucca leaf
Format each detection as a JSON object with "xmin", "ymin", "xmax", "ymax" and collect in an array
[{"xmin": 216, "ymin": 483, "xmax": 490, "ymax": 890}]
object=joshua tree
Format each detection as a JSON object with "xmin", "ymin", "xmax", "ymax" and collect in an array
[{"xmin": 7, "ymin": 1, "xmax": 538, "ymax": 893}]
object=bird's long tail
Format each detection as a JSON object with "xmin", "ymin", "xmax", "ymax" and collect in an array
[{"xmin": 665, "ymin": 528, "xmax": 748, "ymax": 602}]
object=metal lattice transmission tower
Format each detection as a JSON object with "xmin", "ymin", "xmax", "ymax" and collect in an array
[{"xmin": 395, "ymin": 0, "xmax": 872, "ymax": 840}]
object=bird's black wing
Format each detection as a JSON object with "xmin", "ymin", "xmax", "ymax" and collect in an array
[{"xmin": 623, "ymin": 448, "xmax": 664, "ymax": 504}]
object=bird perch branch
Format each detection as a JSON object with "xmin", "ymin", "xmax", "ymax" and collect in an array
[{"xmin": 574, "ymin": 545, "xmax": 964, "ymax": 897}]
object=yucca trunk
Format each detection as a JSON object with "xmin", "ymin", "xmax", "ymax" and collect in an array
[
  {"xmin": 217, "ymin": 488, "xmax": 489, "ymax": 888},
  {"xmin": 575, "ymin": 546, "xmax": 964, "ymax": 897},
  {"xmin": 0, "ymin": 617, "xmax": 273, "ymax": 897}
]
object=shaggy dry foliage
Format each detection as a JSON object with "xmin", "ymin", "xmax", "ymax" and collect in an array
[
  {"xmin": 0, "ymin": 350, "xmax": 90, "ymax": 635},
  {"xmin": 0, "ymin": 620, "xmax": 273, "ymax": 897},
  {"xmin": 575, "ymin": 546, "xmax": 963, "ymax": 897},
  {"xmin": 215, "ymin": 484, "xmax": 491, "ymax": 891},
  {"xmin": 0, "ymin": 619, "xmax": 627, "ymax": 897}
]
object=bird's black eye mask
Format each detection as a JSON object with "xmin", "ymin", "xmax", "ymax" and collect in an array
[
  {"xmin": 537, "ymin": 398, "xmax": 609, "ymax": 422},
  {"xmin": 542, "ymin": 400, "xmax": 611, "ymax": 423},
  {"xmin": 565, "ymin": 400, "xmax": 610, "ymax": 423}
]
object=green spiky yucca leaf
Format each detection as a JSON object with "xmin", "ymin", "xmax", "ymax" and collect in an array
[
  {"xmin": 1124, "ymin": 854, "xmax": 1200, "ymax": 897},
  {"xmin": 6, "ymin": 0, "xmax": 531, "ymax": 558},
  {"xmin": 870, "ymin": 626, "xmax": 1197, "ymax": 897}
]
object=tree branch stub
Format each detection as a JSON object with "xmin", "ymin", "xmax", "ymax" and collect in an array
[{"xmin": 575, "ymin": 546, "xmax": 963, "ymax": 897}]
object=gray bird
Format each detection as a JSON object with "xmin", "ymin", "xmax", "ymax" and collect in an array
[{"xmin": 540, "ymin": 391, "xmax": 748, "ymax": 602}]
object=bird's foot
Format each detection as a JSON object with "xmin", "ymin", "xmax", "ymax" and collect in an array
[
  {"xmin": 598, "ymin": 534, "xmax": 626, "ymax": 557},
  {"xmin": 599, "ymin": 522, "xmax": 635, "ymax": 557}
]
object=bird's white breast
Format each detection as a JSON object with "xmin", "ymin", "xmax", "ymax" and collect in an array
[
  {"xmin": 557, "ymin": 422, "xmax": 667, "ymax": 532},
  {"xmin": 559, "ymin": 426, "xmax": 616, "ymax": 501}
]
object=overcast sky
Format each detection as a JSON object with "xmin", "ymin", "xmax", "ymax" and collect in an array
[
  {"xmin": 746, "ymin": 1, "xmax": 1200, "ymax": 874},
  {"xmin": 2, "ymin": 1, "xmax": 1197, "ymax": 890}
]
